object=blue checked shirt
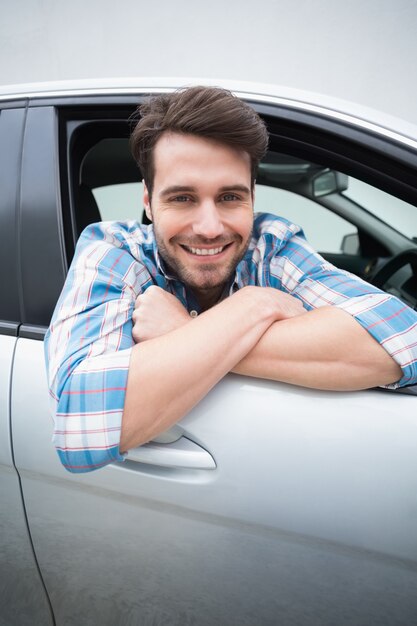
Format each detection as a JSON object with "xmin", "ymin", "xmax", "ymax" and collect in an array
[{"xmin": 45, "ymin": 213, "xmax": 417, "ymax": 473}]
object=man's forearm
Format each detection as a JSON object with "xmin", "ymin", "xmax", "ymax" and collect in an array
[
  {"xmin": 122, "ymin": 294, "xmax": 402, "ymax": 454},
  {"xmin": 120, "ymin": 287, "xmax": 286, "ymax": 452},
  {"xmin": 232, "ymin": 306, "xmax": 402, "ymax": 390}
]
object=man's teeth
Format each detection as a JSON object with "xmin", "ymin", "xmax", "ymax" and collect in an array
[{"xmin": 187, "ymin": 246, "xmax": 225, "ymax": 256}]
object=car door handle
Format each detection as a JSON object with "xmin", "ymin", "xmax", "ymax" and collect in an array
[{"xmin": 127, "ymin": 436, "xmax": 216, "ymax": 469}]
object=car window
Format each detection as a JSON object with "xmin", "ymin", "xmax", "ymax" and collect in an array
[
  {"xmin": 76, "ymin": 136, "xmax": 415, "ymax": 268},
  {"xmin": 342, "ymin": 178, "xmax": 417, "ymax": 241},
  {"xmin": 254, "ymin": 185, "xmax": 357, "ymax": 253},
  {"xmin": 93, "ymin": 182, "xmax": 144, "ymax": 222}
]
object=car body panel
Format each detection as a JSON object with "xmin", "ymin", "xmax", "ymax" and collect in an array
[
  {"xmin": 0, "ymin": 103, "xmax": 54, "ymax": 626},
  {"xmin": 11, "ymin": 339, "xmax": 417, "ymax": 624},
  {"xmin": 0, "ymin": 336, "xmax": 53, "ymax": 626}
]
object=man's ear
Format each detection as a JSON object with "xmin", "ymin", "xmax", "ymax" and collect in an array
[{"xmin": 143, "ymin": 183, "xmax": 153, "ymax": 222}]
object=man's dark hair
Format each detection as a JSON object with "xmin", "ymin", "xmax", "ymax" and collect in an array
[{"xmin": 130, "ymin": 86, "xmax": 269, "ymax": 198}]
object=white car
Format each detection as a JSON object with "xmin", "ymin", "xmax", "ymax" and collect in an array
[{"xmin": 1, "ymin": 79, "xmax": 417, "ymax": 626}]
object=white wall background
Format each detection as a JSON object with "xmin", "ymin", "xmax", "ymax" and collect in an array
[{"xmin": 2, "ymin": 0, "xmax": 417, "ymax": 123}]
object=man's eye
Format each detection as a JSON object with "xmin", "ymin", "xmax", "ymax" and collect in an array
[
  {"xmin": 172, "ymin": 195, "xmax": 191, "ymax": 203},
  {"xmin": 221, "ymin": 193, "xmax": 240, "ymax": 202}
]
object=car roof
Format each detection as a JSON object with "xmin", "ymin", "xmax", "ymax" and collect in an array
[{"xmin": 2, "ymin": 76, "xmax": 417, "ymax": 150}]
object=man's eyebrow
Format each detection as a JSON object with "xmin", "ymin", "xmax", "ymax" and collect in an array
[
  {"xmin": 159, "ymin": 184, "xmax": 252, "ymax": 198},
  {"xmin": 159, "ymin": 185, "xmax": 197, "ymax": 197},
  {"xmin": 218, "ymin": 185, "xmax": 251, "ymax": 195}
]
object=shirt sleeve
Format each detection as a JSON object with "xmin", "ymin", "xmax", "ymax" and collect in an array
[
  {"xmin": 268, "ymin": 231, "xmax": 417, "ymax": 389},
  {"xmin": 44, "ymin": 223, "xmax": 152, "ymax": 473}
]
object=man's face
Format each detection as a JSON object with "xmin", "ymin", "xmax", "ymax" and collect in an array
[{"xmin": 143, "ymin": 132, "xmax": 254, "ymax": 307}]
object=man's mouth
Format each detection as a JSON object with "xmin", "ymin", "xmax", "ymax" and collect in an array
[{"xmin": 180, "ymin": 243, "xmax": 231, "ymax": 256}]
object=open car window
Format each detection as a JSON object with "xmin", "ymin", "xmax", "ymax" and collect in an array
[{"xmin": 67, "ymin": 118, "xmax": 417, "ymax": 319}]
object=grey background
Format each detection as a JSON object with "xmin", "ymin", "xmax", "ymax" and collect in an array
[{"xmin": 1, "ymin": 0, "xmax": 417, "ymax": 123}]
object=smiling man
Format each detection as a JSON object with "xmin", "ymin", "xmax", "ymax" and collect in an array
[
  {"xmin": 143, "ymin": 132, "xmax": 254, "ymax": 309},
  {"xmin": 132, "ymin": 88, "xmax": 265, "ymax": 315},
  {"xmin": 45, "ymin": 86, "xmax": 417, "ymax": 472}
]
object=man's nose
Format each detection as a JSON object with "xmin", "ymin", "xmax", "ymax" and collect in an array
[{"xmin": 192, "ymin": 201, "xmax": 225, "ymax": 239}]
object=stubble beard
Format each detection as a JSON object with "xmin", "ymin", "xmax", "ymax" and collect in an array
[{"xmin": 153, "ymin": 227, "xmax": 252, "ymax": 296}]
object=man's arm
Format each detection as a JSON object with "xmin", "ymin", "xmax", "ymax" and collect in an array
[
  {"xmin": 120, "ymin": 286, "xmax": 302, "ymax": 452},
  {"xmin": 45, "ymin": 223, "xmax": 149, "ymax": 473},
  {"xmin": 123, "ymin": 285, "xmax": 408, "ymax": 454},
  {"xmin": 232, "ymin": 305, "xmax": 402, "ymax": 390},
  {"xmin": 242, "ymin": 217, "xmax": 417, "ymax": 390}
]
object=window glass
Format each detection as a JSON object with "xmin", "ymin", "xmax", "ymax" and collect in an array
[
  {"xmin": 342, "ymin": 179, "xmax": 417, "ymax": 241},
  {"xmin": 254, "ymin": 185, "xmax": 357, "ymax": 253},
  {"xmin": 92, "ymin": 182, "xmax": 143, "ymax": 222}
]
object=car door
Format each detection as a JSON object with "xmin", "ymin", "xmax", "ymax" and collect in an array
[
  {"xmin": 0, "ymin": 105, "xmax": 53, "ymax": 626},
  {"xmin": 11, "ymin": 91, "xmax": 417, "ymax": 626}
]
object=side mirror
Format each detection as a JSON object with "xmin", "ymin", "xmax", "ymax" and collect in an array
[
  {"xmin": 341, "ymin": 232, "xmax": 360, "ymax": 255},
  {"xmin": 313, "ymin": 170, "xmax": 349, "ymax": 197}
]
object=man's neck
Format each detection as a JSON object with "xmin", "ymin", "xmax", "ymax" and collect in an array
[{"xmin": 194, "ymin": 285, "xmax": 227, "ymax": 312}]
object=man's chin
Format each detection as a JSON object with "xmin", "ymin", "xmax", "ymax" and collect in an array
[{"xmin": 179, "ymin": 269, "xmax": 231, "ymax": 293}]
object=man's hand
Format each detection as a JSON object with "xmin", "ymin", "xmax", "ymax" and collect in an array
[
  {"xmin": 233, "ymin": 285, "xmax": 307, "ymax": 321},
  {"xmin": 132, "ymin": 285, "xmax": 305, "ymax": 343},
  {"xmin": 123, "ymin": 283, "xmax": 284, "ymax": 451},
  {"xmin": 132, "ymin": 285, "xmax": 190, "ymax": 343},
  {"xmin": 266, "ymin": 288, "xmax": 306, "ymax": 320}
]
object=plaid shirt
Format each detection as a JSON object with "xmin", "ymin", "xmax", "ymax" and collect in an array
[{"xmin": 45, "ymin": 213, "xmax": 417, "ymax": 473}]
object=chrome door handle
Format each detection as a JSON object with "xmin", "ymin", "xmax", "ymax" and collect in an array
[{"xmin": 127, "ymin": 436, "xmax": 216, "ymax": 469}]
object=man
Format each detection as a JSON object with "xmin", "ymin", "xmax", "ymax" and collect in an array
[{"xmin": 45, "ymin": 86, "xmax": 417, "ymax": 473}]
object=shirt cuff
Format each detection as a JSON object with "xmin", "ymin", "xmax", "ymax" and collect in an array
[{"xmin": 53, "ymin": 348, "xmax": 131, "ymax": 472}]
